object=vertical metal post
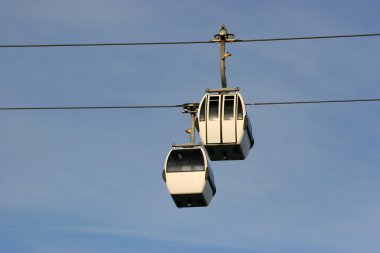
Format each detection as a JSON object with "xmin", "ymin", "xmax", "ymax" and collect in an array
[
  {"xmin": 190, "ymin": 111, "xmax": 195, "ymax": 144},
  {"xmin": 220, "ymin": 39, "xmax": 227, "ymax": 88},
  {"xmin": 182, "ymin": 103, "xmax": 199, "ymax": 145}
]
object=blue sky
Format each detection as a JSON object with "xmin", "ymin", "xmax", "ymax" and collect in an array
[{"xmin": 1, "ymin": 1, "xmax": 379, "ymax": 252}]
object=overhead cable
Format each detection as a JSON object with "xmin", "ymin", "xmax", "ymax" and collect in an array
[
  {"xmin": 248, "ymin": 98, "xmax": 380, "ymax": 106},
  {"xmin": 1, "ymin": 33, "xmax": 380, "ymax": 48},
  {"xmin": 1, "ymin": 98, "xmax": 380, "ymax": 111},
  {"xmin": 0, "ymin": 41, "xmax": 210, "ymax": 48},
  {"xmin": 237, "ymin": 33, "xmax": 380, "ymax": 43},
  {"xmin": 0, "ymin": 105, "xmax": 182, "ymax": 111}
]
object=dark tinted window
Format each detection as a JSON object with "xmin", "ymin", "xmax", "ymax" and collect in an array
[
  {"xmin": 208, "ymin": 168, "xmax": 215, "ymax": 188},
  {"xmin": 206, "ymin": 167, "xmax": 217, "ymax": 194},
  {"xmin": 224, "ymin": 95, "xmax": 235, "ymax": 120},
  {"xmin": 209, "ymin": 96, "xmax": 219, "ymax": 121},
  {"xmin": 237, "ymin": 96, "xmax": 244, "ymax": 120},
  {"xmin": 166, "ymin": 149, "xmax": 205, "ymax": 172},
  {"xmin": 199, "ymin": 99, "xmax": 206, "ymax": 121}
]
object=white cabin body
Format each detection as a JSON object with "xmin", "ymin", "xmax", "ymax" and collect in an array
[
  {"xmin": 197, "ymin": 89, "xmax": 254, "ymax": 161},
  {"xmin": 163, "ymin": 145, "xmax": 216, "ymax": 208}
]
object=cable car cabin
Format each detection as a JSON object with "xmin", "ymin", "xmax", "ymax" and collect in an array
[
  {"xmin": 196, "ymin": 88, "xmax": 254, "ymax": 161},
  {"xmin": 163, "ymin": 145, "xmax": 216, "ymax": 208}
]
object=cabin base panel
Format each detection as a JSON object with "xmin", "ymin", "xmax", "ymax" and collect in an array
[
  {"xmin": 171, "ymin": 193, "xmax": 210, "ymax": 208},
  {"xmin": 205, "ymin": 144, "xmax": 247, "ymax": 161},
  {"xmin": 204, "ymin": 130, "xmax": 253, "ymax": 161}
]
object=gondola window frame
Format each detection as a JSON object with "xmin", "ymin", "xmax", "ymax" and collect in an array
[
  {"xmin": 223, "ymin": 95, "xmax": 235, "ymax": 121},
  {"xmin": 237, "ymin": 96, "xmax": 244, "ymax": 120},
  {"xmin": 208, "ymin": 96, "xmax": 220, "ymax": 121},
  {"xmin": 166, "ymin": 149, "xmax": 206, "ymax": 173}
]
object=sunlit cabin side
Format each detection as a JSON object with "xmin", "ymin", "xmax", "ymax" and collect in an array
[
  {"xmin": 163, "ymin": 145, "xmax": 216, "ymax": 208},
  {"xmin": 196, "ymin": 89, "xmax": 254, "ymax": 161}
]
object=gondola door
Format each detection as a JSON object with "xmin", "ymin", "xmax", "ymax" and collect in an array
[
  {"xmin": 206, "ymin": 95, "xmax": 221, "ymax": 144},
  {"xmin": 221, "ymin": 94, "xmax": 237, "ymax": 143}
]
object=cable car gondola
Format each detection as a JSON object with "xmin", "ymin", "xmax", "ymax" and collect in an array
[
  {"xmin": 162, "ymin": 144, "xmax": 216, "ymax": 208},
  {"xmin": 196, "ymin": 88, "xmax": 254, "ymax": 161}
]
